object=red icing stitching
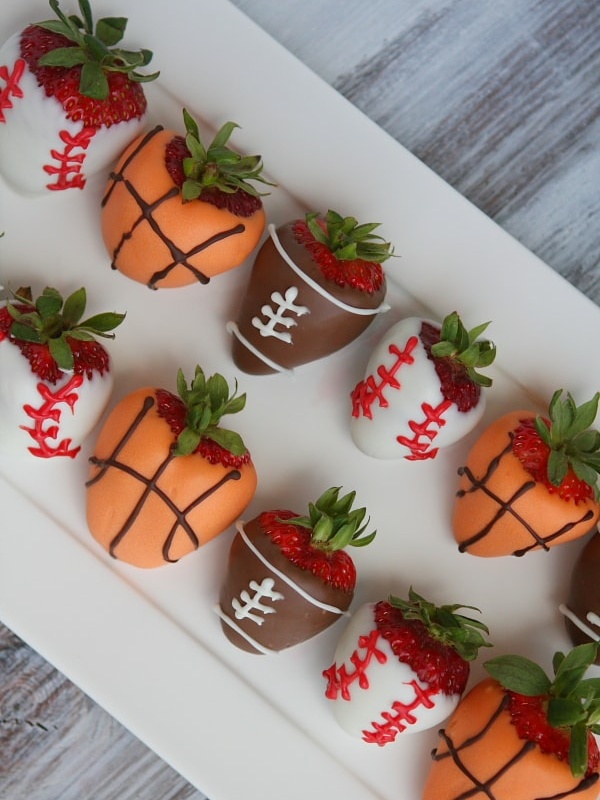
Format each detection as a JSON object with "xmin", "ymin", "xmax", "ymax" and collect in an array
[
  {"xmin": 0, "ymin": 58, "xmax": 25, "ymax": 123},
  {"xmin": 20, "ymin": 375, "xmax": 84, "ymax": 458},
  {"xmin": 350, "ymin": 336, "xmax": 419, "ymax": 420},
  {"xmin": 362, "ymin": 679, "xmax": 438, "ymax": 746},
  {"xmin": 43, "ymin": 127, "xmax": 96, "ymax": 190},
  {"xmin": 323, "ymin": 629, "xmax": 387, "ymax": 701},
  {"xmin": 397, "ymin": 398, "xmax": 454, "ymax": 461}
]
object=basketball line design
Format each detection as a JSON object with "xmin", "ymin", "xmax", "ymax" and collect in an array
[{"xmin": 87, "ymin": 393, "xmax": 241, "ymax": 562}]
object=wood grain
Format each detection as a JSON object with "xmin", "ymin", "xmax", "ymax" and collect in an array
[{"xmin": 1, "ymin": 1, "xmax": 598, "ymax": 799}]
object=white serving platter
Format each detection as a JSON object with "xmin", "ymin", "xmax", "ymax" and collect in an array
[{"xmin": 1, "ymin": 2, "xmax": 599, "ymax": 799}]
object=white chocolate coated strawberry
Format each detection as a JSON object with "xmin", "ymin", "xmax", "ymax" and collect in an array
[
  {"xmin": 0, "ymin": 33, "xmax": 145, "ymax": 195},
  {"xmin": 0, "ymin": 337, "xmax": 113, "ymax": 458},
  {"xmin": 323, "ymin": 603, "xmax": 460, "ymax": 744},
  {"xmin": 350, "ymin": 317, "xmax": 485, "ymax": 460}
]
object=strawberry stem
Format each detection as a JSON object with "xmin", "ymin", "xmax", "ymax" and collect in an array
[
  {"xmin": 286, "ymin": 486, "xmax": 376, "ymax": 551},
  {"xmin": 430, "ymin": 311, "xmax": 496, "ymax": 388}
]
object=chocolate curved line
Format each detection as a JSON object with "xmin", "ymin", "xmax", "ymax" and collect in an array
[{"xmin": 101, "ymin": 125, "xmax": 164, "ymax": 208}]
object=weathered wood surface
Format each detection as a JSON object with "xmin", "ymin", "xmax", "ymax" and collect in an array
[{"xmin": 1, "ymin": 1, "xmax": 598, "ymax": 799}]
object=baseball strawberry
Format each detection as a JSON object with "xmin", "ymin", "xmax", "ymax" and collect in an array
[
  {"xmin": 0, "ymin": 285, "xmax": 123, "ymax": 459},
  {"xmin": 350, "ymin": 311, "xmax": 496, "ymax": 460},
  {"xmin": 423, "ymin": 643, "xmax": 600, "ymax": 800},
  {"xmin": 228, "ymin": 210, "xmax": 393, "ymax": 375},
  {"xmin": 217, "ymin": 486, "xmax": 376, "ymax": 654},
  {"xmin": 0, "ymin": 0, "xmax": 158, "ymax": 194},
  {"xmin": 86, "ymin": 365, "xmax": 257, "ymax": 568},
  {"xmin": 322, "ymin": 589, "xmax": 491, "ymax": 745},
  {"xmin": 453, "ymin": 389, "xmax": 600, "ymax": 557},
  {"xmin": 101, "ymin": 109, "xmax": 273, "ymax": 289}
]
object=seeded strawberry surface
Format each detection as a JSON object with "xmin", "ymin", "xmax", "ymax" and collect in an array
[
  {"xmin": 164, "ymin": 135, "xmax": 263, "ymax": 217},
  {"xmin": 374, "ymin": 600, "xmax": 470, "ymax": 695},
  {"xmin": 292, "ymin": 219, "xmax": 384, "ymax": 294},
  {"xmin": 259, "ymin": 509, "xmax": 356, "ymax": 592},
  {"xmin": 420, "ymin": 321, "xmax": 481, "ymax": 412},
  {"xmin": 20, "ymin": 25, "xmax": 147, "ymax": 127},
  {"xmin": 155, "ymin": 388, "xmax": 251, "ymax": 467},
  {"xmin": 512, "ymin": 417, "xmax": 594, "ymax": 504}
]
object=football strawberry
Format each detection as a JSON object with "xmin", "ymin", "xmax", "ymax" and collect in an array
[
  {"xmin": 86, "ymin": 365, "xmax": 257, "ymax": 568},
  {"xmin": 350, "ymin": 311, "xmax": 496, "ymax": 459},
  {"xmin": 101, "ymin": 109, "xmax": 273, "ymax": 289},
  {"xmin": 228, "ymin": 209, "xmax": 393, "ymax": 374},
  {"xmin": 423, "ymin": 643, "xmax": 600, "ymax": 799},
  {"xmin": 453, "ymin": 389, "xmax": 600, "ymax": 556},
  {"xmin": 217, "ymin": 486, "xmax": 376, "ymax": 654},
  {"xmin": 0, "ymin": 285, "xmax": 124, "ymax": 458},
  {"xmin": 561, "ymin": 531, "xmax": 600, "ymax": 662},
  {"xmin": 0, "ymin": 0, "xmax": 158, "ymax": 194},
  {"xmin": 322, "ymin": 588, "xmax": 491, "ymax": 745}
]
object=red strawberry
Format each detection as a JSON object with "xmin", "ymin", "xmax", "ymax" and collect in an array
[
  {"xmin": 217, "ymin": 486, "xmax": 376, "ymax": 654},
  {"xmin": 453, "ymin": 390, "xmax": 600, "ymax": 556},
  {"xmin": 350, "ymin": 311, "xmax": 496, "ymax": 459},
  {"xmin": 323, "ymin": 589, "xmax": 490, "ymax": 745},
  {"xmin": 227, "ymin": 209, "xmax": 393, "ymax": 375},
  {"xmin": 0, "ymin": 0, "xmax": 158, "ymax": 194},
  {"xmin": 0, "ymin": 285, "xmax": 124, "ymax": 458},
  {"xmin": 423, "ymin": 643, "xmax": 600, "ymax": 799}
]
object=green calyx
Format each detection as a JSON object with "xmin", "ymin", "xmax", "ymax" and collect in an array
[
  {"xmin": 180, "ymin": 110, "xmax": 275, "ymax": 202},
  {"xmin": 484, "ymin": 642, "xmax": 600, "ymax": 778},
  {"xmin": 305, "ymin": 209, "xmax": 394, "ymax": 264},
  {"xmin": 173, "ymin": 365, "xmax": 248, "ymax": 457},
  {"xmin": 536, "ymin": 389, "xmax": 600, "ymax": 500},
  {"xmin": 6, "ymin": 285, "xmax": 125, "ymax": 371},
  {"xmin": 430, "ymin": 311, "xmax": 496, "ymax": 388},
  {"xmin": 286, "ymin": 486, "xmax": 376, "ymax": 552},
  {"xmin": 36, "ymin": 0, "xmax": 159, "ymax": 100},
  {"xmin": 389, "ymin": 587, "xmax": 492, "ymax": 661}
]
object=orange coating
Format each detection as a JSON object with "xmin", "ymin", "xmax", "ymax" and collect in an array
[
  {"xmin": 101, "ymin": 127, "xmax": 266, "ymax": 289},
  {"xmin": 452, "ymin": 410, "xmax": 599, "ymax": 557},
  {"xmin": 86, "ymin": 387, "xmax": 257, "ymax": 568},
  {"xmin": 423, "ymin": 678, "xmax": 600, "ymax": 800}
]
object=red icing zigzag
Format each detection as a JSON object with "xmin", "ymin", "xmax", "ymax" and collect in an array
[
  {"xmin": 43, "ymin": 127, "xmax": 96, "ymax": 190},
  {"xmin": 0, "ymin": 58, "xmax": 25, "ymax": 123},
  {"xmin": 21, "ymin": 375, "xmax": 84, "ymax": 458}
]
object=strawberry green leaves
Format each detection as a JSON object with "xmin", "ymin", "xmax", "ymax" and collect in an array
[
  {"xmin": 180, "ymin": 110, "xmax": 275, "ymax": 202},
  {"xmin": 36, "ymin": 0, "xmax": 158, "ymax": 100},
  {"xmin": 173, "ymin": 365, "xmax": 248, "ymax": 457},
  {"xmin": 286, "ymin": 486, "xmax": 376, "ymax": 552},
  {"xmin": 6, "ymin": 285, "xmax": 125, "ymax": 371},
  {"xmin": 430, "ymin": 311, "xmax": 496, "ymax": 388},
  {"xmin": 485, "ymin": 642, "xmax": 600, "ymax": 778},
  {"xmin": 535, "ymin": 390, "xmax": 600, "ymax": 500},
  {"xmin": 389, "ymin": 587, "xmax": 492, "ymax": 662},
  {"xmin": 305, "ymin": 210, "xmax": 394, "ymax": 264}
]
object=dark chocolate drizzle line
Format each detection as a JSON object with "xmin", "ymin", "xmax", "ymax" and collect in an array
[
  {"xmin": 102, "ymin": 123, "xmax": 247, "ymax": 288},
  {"xmin": 432, "ymin": 693, "xmax": 599, "ymax": 799},
  {"xmin": 456, "ymin": 435, "xmax": 594, "ymax": 556},
  {"xmin": 87, "ymin": 393, "xmax": 241, "ymax": 562}
]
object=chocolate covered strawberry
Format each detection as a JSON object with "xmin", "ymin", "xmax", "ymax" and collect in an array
[
  {"xmin": 86, "ymin": 365, "xmax": 257, "ymax": 568},
  {"xmin": 217, "ymin": 486, "xmax": 375, "ymax": 654},
  {"xmin": 101, "ymin": 109, "xmax": 273, "ymax": 289},
  {"xmin": 228, "ymin": 210, "xmax": 393, "ymax": 374},
  {"xmin": 0, "ymin": 0, "xmax": 158, "ymax": 194},
  {"xmin": 423, "ymin": 643, "xmax": 600, "ymax": 800},
  {"xmin": 350, "ymin": 311, "xmax": 496, "ymax": 460},
  {"xmin": 323, "ymin": 589, "xmax": 491, "ymax": 745},
  {"xmin": 561, "ymin": 532, "xmax": 600, "ymax": 662},
  {"xmin": 0, "ymin": 285, "xmax": 123, "ymax": 458},
  {"xmin": 453, "ymin": 389, "xmax": 600, "ymax": 556}
]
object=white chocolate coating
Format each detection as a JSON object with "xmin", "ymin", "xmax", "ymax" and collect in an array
[{"xmin": 350, "ymin": 317, "xmax": 485, "ymax": 459}]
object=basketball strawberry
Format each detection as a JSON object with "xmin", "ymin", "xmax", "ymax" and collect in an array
[
  {"xmin": 101, "ymin": 109, "xmax": 273, "ymax": 289},
  {"xmin": 322, "ymin": 589, "xmax": 491, "ymax": 745},
  {"xmin": 453, "ymin": 389, "xmax": 600, "ymax": 556},
  {"xmin": 228, "ymin": 210, "xmax": 393, "ymax": 374},
  {"xmin": 86, "ymin": 365, "xmax": 257, "ymax": 568},
  {"xmin": 350, "ymin": 311, "xmax": 496, "ymax": 460},
  {"xmin": 217, "ymin": 486, "xmax": 376, "ymax": 654},
  {"xmin": 0, "ymin": 285, "xmax": 123, "ymax": 459},
  {"xmin": 423, "ymin": 643, "xmax": 600, "ymax": 799},
  {"xmin": 0, "ymin": 0, "xmax": 158, "ymax": 194}
]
